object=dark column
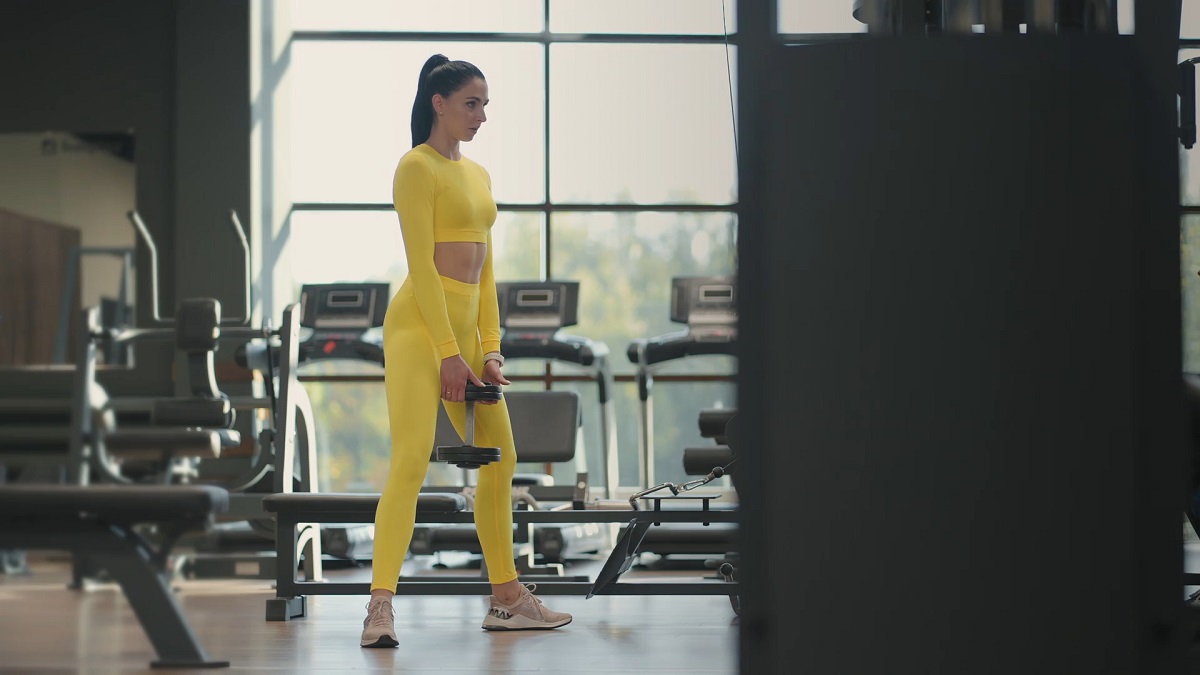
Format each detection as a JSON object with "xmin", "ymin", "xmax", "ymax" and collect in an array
[{"xmin": 738, "ymin": 12, "xmax": 1186, "ymax": 674}]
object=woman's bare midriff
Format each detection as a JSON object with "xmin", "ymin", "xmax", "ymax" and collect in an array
[{"xmin": 433, "ymin": 242, "xmax": 488, "ymax": 284}]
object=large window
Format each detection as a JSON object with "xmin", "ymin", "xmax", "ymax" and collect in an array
[
  {"xmin": 549, "ymin": 211, "xmax": 736, "ymax": 361},
  {"xmin": 291, "ymin": 0, "xmax": 544, "ymax": 33},
  {"xmin": 1183, "ymin": 216, "xmax": 1200, "ymax": 372},
  {"xmin": 550, "ymin": 0, "xmax": 736, "ymax": 35},
  {"xmin": 549, "ymin": 44, "xmax": 737, "ymax": 204},
  {"xmin": 267, "ymin": 2, "xmax": 1200, "ymax": 494},
  {"xmin": 777, "ymin": 0, "xmax": 867, "ymax": 34},
  {"xmin": 1184, "ymin": 3, "xmax": 1200, "ymax": 38},
  {"xmin": 271, "ymin": 2, "xmax": 749, "ymax": 493},
  {"xmin": 291, "ymin": 41, "xmax": 546, "ymax": 205},
  {"xmin": 288, "ymin": 210, "xmax": 541, "ymax": 289}
]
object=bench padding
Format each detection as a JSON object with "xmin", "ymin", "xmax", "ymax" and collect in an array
[
  {"xmin": 105, "ymin": 428, "xmax": 235, "ymax": 459},
  {"xmin": 0, "ymin": 485, "xmax": 229, "ymax": 523}
]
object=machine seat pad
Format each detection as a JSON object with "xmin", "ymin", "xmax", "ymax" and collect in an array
[
  {"xmin": 263, "ymin": 492, "xmax": 467, "ymax": 515},
  {"xmin": 105, "ymin": 428, "xmax": 233, "ymax": 458},
  {"xmin": 0, "ymin": 485, "xmax": 229, "ymax": 524},
  {"xmin": 153, "ymin": 398, "xmax": 232, "ymax": 428},
  {"xmin": 682, "ymin": 446, "xmax": 736, "ymax": 476}
]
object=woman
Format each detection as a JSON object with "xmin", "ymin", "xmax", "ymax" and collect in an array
[{"xmin": 360, "ymin": 54, "xmax": 572, "ymax": 648}]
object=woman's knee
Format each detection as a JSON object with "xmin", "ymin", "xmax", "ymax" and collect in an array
[
  {"xmin": 383, "ymin": 461, "xmax": 427, "ymax": 495},
  {"xmin": 477, "ymin": 448, "xmax": 516, "ymax": 483}
]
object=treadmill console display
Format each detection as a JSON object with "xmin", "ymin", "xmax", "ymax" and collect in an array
[
  {"xmin": 300, "ymin": 283, "xmax": 389, "ymax": 331},
  {"xmin": 669, "ymin": 276, "xmax": 737, "ymax": 341},
  {"xmin": 497, "ymin": 281, "xmax": 580, "ymax": 336},
  {"xmin": 298, "ymin": 282, "xmax": 390, "ymax": 363}
]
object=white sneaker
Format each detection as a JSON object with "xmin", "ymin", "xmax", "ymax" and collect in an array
[
  {"xmin": 360, "ymin": 597, "xmax": 398, "ymax": 648},
  {"xmin": 481, "ymin": 584, "xmax": 573, "ymax": 631}
]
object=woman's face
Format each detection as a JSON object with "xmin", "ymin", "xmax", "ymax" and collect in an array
[{"xmin": 433, "ymin": 77, "xmax": 489, "ymax": 142}]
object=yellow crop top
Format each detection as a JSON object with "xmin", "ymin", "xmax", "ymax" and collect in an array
[{"xmin": 392, "ymin": 143, "xmax": 500, "ymax": 360}]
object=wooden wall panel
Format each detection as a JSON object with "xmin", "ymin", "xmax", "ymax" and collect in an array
[{"xmin": 0, "ymin": 208, "xmax": 80, "ymax": 366}]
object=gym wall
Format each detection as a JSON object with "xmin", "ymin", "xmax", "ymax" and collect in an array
[{"xmin": 0, "ymin": 0, "xmax": 252, "ymax": 394}]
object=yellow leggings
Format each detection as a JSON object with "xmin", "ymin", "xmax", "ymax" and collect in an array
[{"xmin": 370, "ymin": 275, "xmax": 519, "ymax": 592}]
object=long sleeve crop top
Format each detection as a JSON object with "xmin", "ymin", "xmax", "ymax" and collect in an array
[{"xmin": 392, "ymin": 143, "xmax": 501, "ymax": 360}]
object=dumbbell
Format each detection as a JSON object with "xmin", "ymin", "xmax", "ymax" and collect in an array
[{"xmin": 435, "ymin": 381, "xmax": 503, "ymax": 469}]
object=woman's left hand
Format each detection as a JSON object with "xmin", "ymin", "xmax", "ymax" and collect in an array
[{"xmin": 481, "ymin": 360, "xmax": 510, "ymax": 404}]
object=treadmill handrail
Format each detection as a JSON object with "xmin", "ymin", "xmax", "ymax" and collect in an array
[
  {"xmin": 128, "ymin": 209, "xmax": 252, "ymax": 326},
  {"xmin": 627, "ymin": 332, "xmax": 736, "ymax": 366},
  {"xmin": 500, "ymin": 332, "xmax": 609, "ymax": 367}
]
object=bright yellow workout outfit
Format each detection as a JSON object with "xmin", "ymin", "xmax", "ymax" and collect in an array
[{"xmin": 371, "ymin": 143, "xmax": 518, "ymax": 592}]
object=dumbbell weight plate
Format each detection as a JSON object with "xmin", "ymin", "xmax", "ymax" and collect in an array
[{"xmin": 436, "ymin": 444, "xmax": 501, "ymax": 469}]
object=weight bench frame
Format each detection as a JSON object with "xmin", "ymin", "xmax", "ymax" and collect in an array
[
  {"xmin": 263, "ymin": 491, "xmax": 738, "ymax": 621},
  {"xmin": 0, "ymin": 486, "xmax": 229, "ymax": 669}
]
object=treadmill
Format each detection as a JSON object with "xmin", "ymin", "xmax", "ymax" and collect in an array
[
  {"xmin": 627, "ymin": 276, "xmax": 738, "ymax": 558},
  {"xmin": 293, "ymin": 283, "xmax": 392, "ymax": 561},
  {"xmin": 497, "ymin": 280, "xmax": 619, "ymax": 500},
  {"xmin": 500, "ymin": 280, "xmax": 617, "ymax": 562}
]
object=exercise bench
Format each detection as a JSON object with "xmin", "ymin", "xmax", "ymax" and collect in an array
[{"xmin": 0, "ymin": 484, "xmax": 231, "ymax": 669}]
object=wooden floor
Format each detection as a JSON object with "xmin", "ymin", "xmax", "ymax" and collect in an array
[{"xmin": 0, "ymin": 556, "xmax": 739, "ymax": 674}]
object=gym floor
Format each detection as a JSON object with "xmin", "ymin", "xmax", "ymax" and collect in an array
[{"xmin": 0, "ymin": 555, "xmax": 738, "ymax": 674}]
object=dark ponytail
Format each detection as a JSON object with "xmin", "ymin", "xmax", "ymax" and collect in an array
[{"xmin": 410, "ymin": 54, "xmax": 486, "ymax": 148}]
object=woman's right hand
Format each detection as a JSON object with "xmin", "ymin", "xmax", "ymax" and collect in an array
[{"xmin": 440, "ymin": 354, "xmax": 486, "ymax": 403}]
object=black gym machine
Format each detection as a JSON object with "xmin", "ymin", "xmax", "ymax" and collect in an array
[
  {"xmin": 70, "ymin": 210, "xmax": 323, "ymax": 582},
  {"xmin": 259, "ymin": 281, "xmax": 743, "ymax": 618}
]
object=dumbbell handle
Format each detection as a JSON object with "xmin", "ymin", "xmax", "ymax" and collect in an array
[
  {"xmin": 464, "ymin": 399, "xmax": 476, "ymax": 446},
  {"xmin": 461, "ymin": 381, "xmax": 502, "ymax": 447}
]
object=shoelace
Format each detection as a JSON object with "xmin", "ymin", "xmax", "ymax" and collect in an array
[
  {"xmin": 517, "ymin": 584, "xmax": 548, "ymax": 618},
  {"xmin": 493, "ymin": 584, "xmax": 548, "ymax": 615},
  {"xmin": 366, "ymin": 601, "xmax": 394, "ymax": 627}
]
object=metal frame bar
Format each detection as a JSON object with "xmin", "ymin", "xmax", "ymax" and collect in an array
[
  {"xmin": 778, "ymin": 33, "xmax": 868, "ymax": 44},
  {"xmin": 291, "ymin": 202, "xmax": 737, "ymax": 212},
  {"xmin": 296, "ymin": 373, "xmax": 735, "ymax": 384},
  {"xmin": 292, "ymin": 30, "xmax": 735, "ymax": 44},
  {"xmin": 53, "ymin": 246, "xmax": 135, "ymax": 364},
  {"xmin": 272, "ymin": 303, "xmax": 325, "ymax": 584},
  {"xmin": 268, "ymin": 507, "xmax": 736, "ymax": 526},
  {"xmin": 267, "ymin": 506, "xmax": 737, "ymax": 616},
  {"xmin": 294, "ymin": 30, "xmax": 867, "ymax": 46},
  {"xmin": 68, "ymin": 307, "xmax": 97, "ymax": 485},
  {"xmin": 543, "ymin": 1, "xmax": 553, "ymax": 279},
  {"xmin": 288, "ymin": 580, "xmax": 737, "ymax": 596}
]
